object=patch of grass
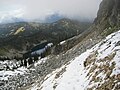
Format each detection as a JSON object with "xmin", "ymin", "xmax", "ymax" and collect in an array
[
  {"xmin": 0, "ymin": 48, "xmax": 7, "ymax": 55},
  {"xmin": 0, "ymin": 46, "xmax": 10, "ymax": 56}
]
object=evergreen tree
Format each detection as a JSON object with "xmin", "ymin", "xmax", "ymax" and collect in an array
[
  {"xmin": 20, "ymin": 59, "xmax": 23, "ymax": 66},
  {"xmin": 34, "ymin": 55, "xmax": 38, "ymax": 62},
  {"xmin": 28, "ymin": 57, "xmax": 33, "ymax": 65},
  {"xmin": 24, "ymin": 59, "xmax": 27, "ymax": 67}
]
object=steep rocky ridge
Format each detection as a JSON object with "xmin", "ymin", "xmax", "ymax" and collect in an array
[{"xmin": 94, "ymin": 0, "xmax": 120, "ymax": 30}]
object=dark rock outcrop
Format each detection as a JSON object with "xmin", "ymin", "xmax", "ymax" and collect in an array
[{"xmin": 94, "ymin": 0, "xmax": 120, "ymax": 30}]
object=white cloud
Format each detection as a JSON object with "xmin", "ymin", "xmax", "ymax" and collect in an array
[
  {"xmin": 0, "ymin": 9, "xmax": 24, "ymax": 18},
  {"xmin": 0, "ymin": 0, "xmax": 102, "ymax": 22},
  {"xmin": 0, "ymin": 9, "xmax": 25, "ymax": 23}
]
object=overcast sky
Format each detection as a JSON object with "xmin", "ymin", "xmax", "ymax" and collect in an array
[{"xmin": 0, "ymin": 0, "xmax": 102, "ymax": 22}]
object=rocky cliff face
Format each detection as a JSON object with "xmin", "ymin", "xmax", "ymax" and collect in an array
[{"xmin": 94, "ymin": 0, "xmax": 120, "ymax": 30}]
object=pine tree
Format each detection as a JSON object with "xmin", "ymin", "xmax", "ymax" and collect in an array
[{"xmin": 24, "ymin": 59, "xmax": 27, "ymax": 67}]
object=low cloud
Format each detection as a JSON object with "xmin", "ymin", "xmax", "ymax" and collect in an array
[{"xmin": 0, "ymin": 0, "xmax": 102, "ymax": 22}]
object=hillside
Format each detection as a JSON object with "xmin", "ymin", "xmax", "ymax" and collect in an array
[{"xmin": 0, "ymin": 19, "xmax": 91, "ymax": 58}]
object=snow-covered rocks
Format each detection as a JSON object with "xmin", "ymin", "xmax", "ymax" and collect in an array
[
  {"xmin": 30, "ymin": 30, "xmax": 120, "ymax": 90},
  {"xmin": 60, "ymin": 40, "xmax": 66, "ymax": 45},
  {"xmin": 0, "ymin": 66, "xmax": 39, "ymax": 90}
]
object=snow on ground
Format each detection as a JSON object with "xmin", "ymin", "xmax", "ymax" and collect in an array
[
  {"xmin": 34, "ymin": 57, "xmax": 48, "ymax": 67},
  {"xmin": 31, "ymin": 50, "xmax": 92, "ymax": 90},
  {"xmin": 31, "ymin": 43, "xmax": 53, "ymax": 55},
  {"xmin": 30, "ymin": 30, "xmax": 120, "ymax": 90},
  {"xmin": 0, "ymin": 56, "xmax": 50, "ymax": 81},
  {"xmin": 0, "ymin": 55, "xmax": 50, "ymax": 82},
  {"xmin": 30, "ymin": 49, "xmax": 92, "ymax": 90},
  {"xmin": 60, "ymin": 40, "xmax": 66, "ymax": 45},
  {"xmin": 0, "ymin": 66, "xmax": 28, "ymax": 80}
]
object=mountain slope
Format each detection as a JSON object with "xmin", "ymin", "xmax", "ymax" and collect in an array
[
  {"xmin": 0, "ymin": 0, "xmax": 120, "ymax": 89},
  {"xmin": 0, "ymin": 19, "xmax": 91, "ymax": 58},
  {"xmin": 0, "ymin": 30, "xmax": 119, "ymax": 90},
  {"xmin": 30, "ymin": 29, "xmax": 120, "ymax": 90}
]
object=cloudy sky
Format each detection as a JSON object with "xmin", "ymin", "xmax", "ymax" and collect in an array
[{"xmin": 0, "ymin": 0, "xmax": 102, "ymax": 22}]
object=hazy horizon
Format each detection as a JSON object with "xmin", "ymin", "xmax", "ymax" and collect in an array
[{"xmin": 0, "ymin": 0, "xmax": 102, "ymax": 23}]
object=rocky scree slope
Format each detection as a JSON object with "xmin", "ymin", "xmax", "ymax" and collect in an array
[{"xmin": 29, "ymin": 29, "xmax": 120, "ymax": 90}]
